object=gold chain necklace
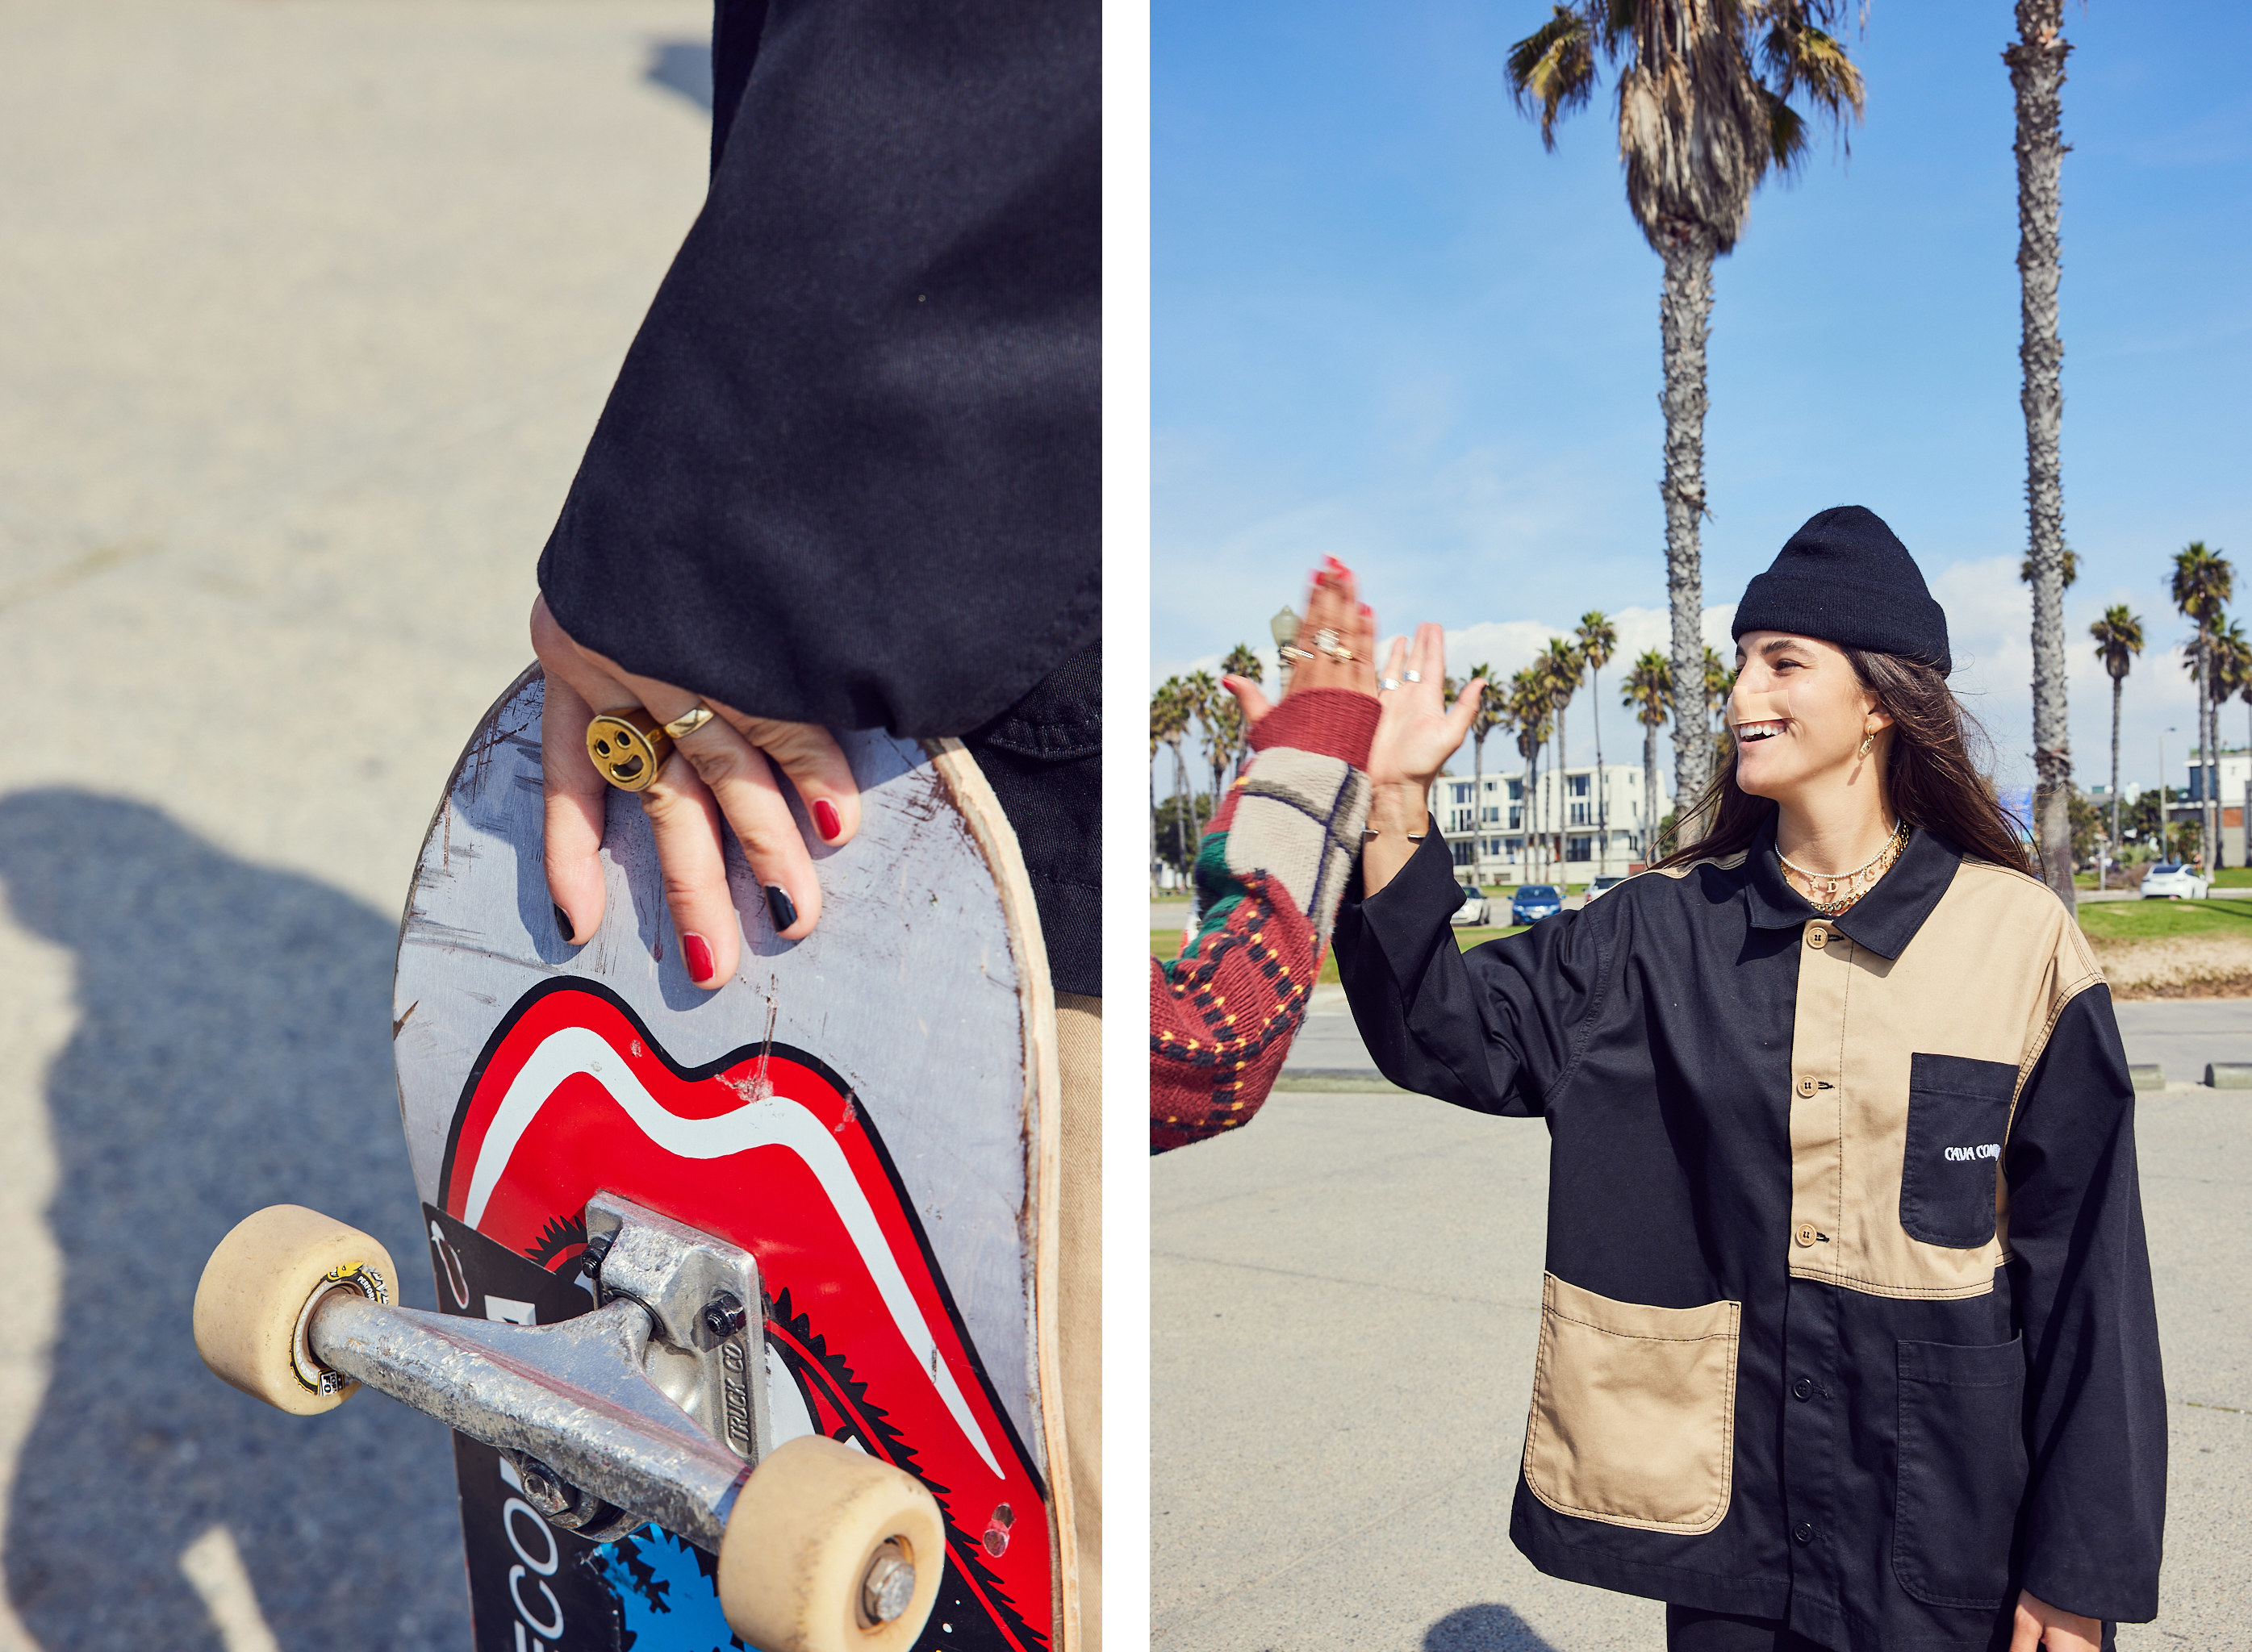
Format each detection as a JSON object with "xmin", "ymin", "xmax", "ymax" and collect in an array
[{"xmin": 1778, "ymin": 820, "xmax": 1911, "ymax": 916}]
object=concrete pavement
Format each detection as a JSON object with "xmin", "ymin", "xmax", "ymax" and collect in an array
[
  {"xmin": 1157, "ymin": 999, "xmax": 2252, "ymax": 1650},
  {"xmin": 0, "ymin": 3, "xmax": 708, "ymax": 1644}
]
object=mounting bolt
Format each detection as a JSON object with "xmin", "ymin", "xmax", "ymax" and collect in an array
[
  {"xmin": 861, "ymin": 1541, "xmax": 915, "ymax": 1625},
  {"xmin": 511, "ymin": 1454, "xmax": 571, "ymax": 1520},
  {"xmin": 703, "ymin": 1291, "xmax": 747, "ymax": 1341}
]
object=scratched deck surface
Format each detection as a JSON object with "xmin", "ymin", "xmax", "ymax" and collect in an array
[{"xmin": 390, "ymin": 668, "xmax": 1055, "ymax": 1652}]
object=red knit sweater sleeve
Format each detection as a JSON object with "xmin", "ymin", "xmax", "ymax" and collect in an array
[{"xmin": 1151, "ymin": 689, "xmax": 1379, "ymax": 1152}]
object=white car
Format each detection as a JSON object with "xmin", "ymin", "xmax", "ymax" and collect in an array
[
  {"xmin": 1583, "ymin": 876, "xmax": 1630, "ymax": 903},
  {"xmin": 1451, "ymin": 886, "xmax": 1491, "ymax": 925},
  {"xmin": 2140, "ymin": 862, "xmax": 2210, "ymax": 900}
]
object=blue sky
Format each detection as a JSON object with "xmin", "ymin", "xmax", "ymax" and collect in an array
[{"xmin": 1152, "ymin": 0, "xmax": 2252, "ymax": 796}]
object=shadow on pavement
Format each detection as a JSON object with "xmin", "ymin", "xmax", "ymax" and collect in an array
[
  {"xmin": 645, "ymin": 39, "xmax": 713, "ymax": 111},
  {"xmin": 0, "ymin": 790, "xmax": 469, "ymax": 1650},
  {"xmin": 1426, "ymin": 1602, "xmax": 1566, "ymax": 1652}
]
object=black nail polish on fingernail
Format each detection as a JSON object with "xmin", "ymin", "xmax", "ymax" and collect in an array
[
  {"xmin": 554, "ymin": 904, "xmax": 574, "ymax": 944},
  {"xmin": 765, "ymin": 885, "xmax": 798, "ymax": 932}
]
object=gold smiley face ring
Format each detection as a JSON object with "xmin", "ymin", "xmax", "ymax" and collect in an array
[{"xmin": 586, "ymin": 709, "xmax": 672, "ymax": 791}]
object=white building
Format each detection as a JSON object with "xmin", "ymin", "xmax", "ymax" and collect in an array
[{"xmin": 1436, "ymin": 762, "xmax": 1668, "ymax": 884}]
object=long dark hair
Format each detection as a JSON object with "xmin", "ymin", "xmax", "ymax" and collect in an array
[{"xmin": 1654, "ymin": 649, "xmax": 2033, "ymax": 874}]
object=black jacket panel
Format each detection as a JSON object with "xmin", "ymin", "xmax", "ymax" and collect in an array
[{"xmin": 540, "ymin": 0, "xmax": 1101, "ymax": 736}]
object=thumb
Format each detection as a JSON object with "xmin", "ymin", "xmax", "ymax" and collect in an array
[
  {"xmin": 1444, "ymin": 678, "xmax": 1487, "ymax": 743},
  {"xmin": 1224, "ymin": 675, "xmax": 1276, "ymax": 726}
]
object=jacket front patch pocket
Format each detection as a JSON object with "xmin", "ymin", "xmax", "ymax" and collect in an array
[
  {"xmin": 1892, "ymin": 1337, "xmax": 2028, "ymax": 1609},
  {"xmin": 1523, "ymin": 1274, "xmax": 1740, "ymax": 1535},
  {"xmin": 1900, "ymin": 1053, "xmax": 2016, "ymax": 1249}
]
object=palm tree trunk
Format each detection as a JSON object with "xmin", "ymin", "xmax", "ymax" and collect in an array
[
  {"xmin": 2009, "ymin": 0, "xmax": 2076, "ymax": 912},
  {"xmin": 1591, "ymin": 667, "xmax": 1606, "ymax": 876},
  {"xmin": 1643, "ymin": 719, "xmax": 1658, "ymax": 865},
  {"xmin": 1555, "ymin": 703, "xmax": 1568, "ymax": 881},
  {"xmin": 1659, "ymin": 228, "xmax": 1715, "ymax": 830},
  {"xmin": 1473, "ymin": 732, "xmax": 1486, "ymax": 886},
  {"xmin": 1170, "ymin": 740, "xmax": 1190, "ymax": 875},
  {"xmin": 2108, "ymin": 674, "xmax": 2121, "ymax": 891}
]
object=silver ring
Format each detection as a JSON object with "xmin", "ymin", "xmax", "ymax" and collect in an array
[
  {"xmin": 1378, "ymin": 677, "xmax": 1402, "ymax": 692},
  {"xmin": 1403, "ymin": 669, "xmax": 1423, "ymax": 684}
]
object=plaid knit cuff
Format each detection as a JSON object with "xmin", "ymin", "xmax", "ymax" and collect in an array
[{"xmin": 1222, "ymin": 748, "xmax": 1370, "ymax": 948}]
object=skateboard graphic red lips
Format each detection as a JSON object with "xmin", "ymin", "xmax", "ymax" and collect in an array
[{"xmin": 439, "ymin": 979, "xmax": 1052, "ymax": 1652}]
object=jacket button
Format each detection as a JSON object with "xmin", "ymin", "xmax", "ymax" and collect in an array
[
  {"xmin": 1794, "ymin": 1521, "xmax": 1816, "ymax": 1545},
  {"xmin": 1793, "ymin": 1376, "xmax": 1815, "ymax": 1401},
  {"xmin": 1806, "ymin": 926, "xmax": 1828, "ymax": 949},
  {"xmin": 1794, "ymin": 1222, "xmax": 1817, "ymax": 1247},
  {"xmin": 1794, "ymin": 1075, "xmax": 1818, "ymax": 1099}
]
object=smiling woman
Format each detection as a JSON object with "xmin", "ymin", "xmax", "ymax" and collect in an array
[{"xmin": 1337, "ymin": 506, "xmax": 2165, "ymax": 1652}]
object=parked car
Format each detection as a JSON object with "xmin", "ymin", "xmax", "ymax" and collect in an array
[
  {"xmin": 1450, "ymin": 885, "xmax": 1491, "ymax": 925},
  {"xmin": 1511, "ymin": 883, "xmax": 1565, "ymax": 925},
  {"xmin": 2140, "ymin": 862, "xmax": 2211, "ymax": 900},
  {"xmin": 1583, "ymin": 875, "xmax": 1630, "ymax": 903}
]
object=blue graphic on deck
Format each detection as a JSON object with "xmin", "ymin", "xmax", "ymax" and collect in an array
[{"xmin": 594, "ymin": 1527, "xmax": 750, "ymax": 1652}]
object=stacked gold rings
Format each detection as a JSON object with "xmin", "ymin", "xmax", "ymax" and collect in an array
[{"xmin": 586, "ymin": 703, "xmax": 718, "ymax": 792}]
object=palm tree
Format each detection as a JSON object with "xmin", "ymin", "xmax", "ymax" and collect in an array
[
  {"xmin": 1544, "ymin": 636, "xmax": 1585, "ymax": 877},
  {"xmin": 1151, "ymin": 677, "xmax": 1193, "ymax": 878},
  {"xmin": 2089, "ymin": 606, "xmax": 2143, "ymax": 889},
  {"xmin": 1506, "ymin": 1, "xmax": 1864, "ymax": 821},
  {"xmin": 1184, "ymin": 669, "xmax": 1225, "ymax": 841},
  {"xmin": 2172, "ymin": 541, "xmax": 2233, "ymax": 870},
  {"xmin": 2212, "ymin": 619, "xmax": 2251, "ymax": 872},
  {"xmin": 1577, "ymin": 611, "xmax": 1619, "ymax": 874},
  {"xmin": 1220, "ymin": 642, "xmax": 1265, "ymax": 784},
  {"xmin": 1703, "ymin": 645, "xmax": 1736, "ymax": 782},
  {"xmin": 1510, "ymin": 666, "xmax": 1552, "ymax": 880},
  {"xmin": 1467, "ymin": 664, "xmax": 1506, "ymax": 885},
  {"xmin": 2008, "ymin": 0, "xmax": 2074, "ymax": 907},
  {"xmin": 1623, "ymin": 648, "xmax": 1673, "ymax": 860}
]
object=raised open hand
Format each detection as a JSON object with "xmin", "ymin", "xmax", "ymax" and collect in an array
[
  {"xmin": 1360, "ymin": 622, "xmax": 1483, "ymax": 895},
  {"xmin": 1222, "ymin": 557, "xmax": 1377, "ymax": 725}
]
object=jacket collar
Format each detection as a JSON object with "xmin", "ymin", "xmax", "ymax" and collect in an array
[{"xmin": 1743, "ymin": 814, "xmax": 1963, "ymax": 961}]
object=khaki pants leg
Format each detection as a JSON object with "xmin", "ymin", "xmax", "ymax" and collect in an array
[{"xmin": 1055, "ymin": 992, "xmax": 1101, "ymax": 1652}]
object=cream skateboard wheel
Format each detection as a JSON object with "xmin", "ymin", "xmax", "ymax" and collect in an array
[
  {"xmin": 717, "ymin": 1435, "xmax": 944, "ymax": 1652},
  {"xmin": 193, "ymin": 1204, "xmax": 395, "ymax": 1416}
]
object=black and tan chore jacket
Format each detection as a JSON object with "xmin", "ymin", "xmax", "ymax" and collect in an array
[{"xmin": 1335, "ymin": 820, "xmax": 2165, "ymax": 1652}]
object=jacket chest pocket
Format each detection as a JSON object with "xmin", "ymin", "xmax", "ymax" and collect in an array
[
  {"xmin": 1523, "ymin": 1274, "xmax": 1740, "ymax": 1535},
  {"xmin": 1899, "ymin": 1053, "xmax": 2016, "ymax": 1249}
]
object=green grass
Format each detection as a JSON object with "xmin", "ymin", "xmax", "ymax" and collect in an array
[{"xmin": 2077, "ymin": 897, "xmax": 2252, "ymax": 942}]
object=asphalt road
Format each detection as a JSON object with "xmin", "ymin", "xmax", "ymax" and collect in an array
[
  {"xmin": 0, "ymin": 3, "xmax": 710, "ymax": 1645},
  {"xmin": 1154, "ymin": 995, "xmax": 2252, "ymax": 1650}
]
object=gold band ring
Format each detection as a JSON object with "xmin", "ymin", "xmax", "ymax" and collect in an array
[{"xmin": 661, "ymin": 703, "xmax": 717, "ymax": 740}]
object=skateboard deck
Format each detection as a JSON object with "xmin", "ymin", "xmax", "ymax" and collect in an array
[{"xmin": 391, "ymin": 668, "xmax": 1070, "ymax": 1652}]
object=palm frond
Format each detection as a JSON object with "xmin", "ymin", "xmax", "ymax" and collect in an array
[{"xmin": 1506, "ymin": 5, "xmax": 1601, "ymax": 152}]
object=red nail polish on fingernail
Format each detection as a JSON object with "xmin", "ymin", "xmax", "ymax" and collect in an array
[
  {"xmin": 682, "ymin": 932, "xmax": 715, "ymax": 982},
  {"xmin": 813, "ymin": 798, "xmax": 842, "ymax": 841},
  {"xmin": 1360, "ymin": 603, "xmax": 1373, "ymax": 617}
]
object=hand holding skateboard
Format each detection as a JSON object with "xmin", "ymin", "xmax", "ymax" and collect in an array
[{"xmin": 533, "ymin": 594, "xmax": 860, "ymax": 982}]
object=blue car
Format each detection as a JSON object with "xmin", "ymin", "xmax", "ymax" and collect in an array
[{"xmin": 1511, "ymin": 883, "xmax": 1564, "ymax": 925}]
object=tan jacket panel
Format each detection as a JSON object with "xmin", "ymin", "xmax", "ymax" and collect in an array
[{"xmin": 1787, "ymin": 861, "xmax": 2103, "ymax": 1299}]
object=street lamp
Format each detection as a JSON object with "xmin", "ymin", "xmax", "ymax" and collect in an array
[{"xmin": 1269, "ymin": 604, "xmax": 1299, "ymax": 690}]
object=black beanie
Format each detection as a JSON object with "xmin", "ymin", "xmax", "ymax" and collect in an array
[{"xmin": 1731, "ymin": 506, "xmax": 1951, "ymax": 674}]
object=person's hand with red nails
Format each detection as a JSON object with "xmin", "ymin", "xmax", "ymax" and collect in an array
[
  {"xmin": 1360, "ymin": 621, "xmax": 1485, "ymax": 897},
  {"xmin": 1220, "ymin": 557, "xmax": 1378, "ymax": 726},
  {"xmin": 532, "ymin": 595, "xmax": 861, "ymax": 989}
]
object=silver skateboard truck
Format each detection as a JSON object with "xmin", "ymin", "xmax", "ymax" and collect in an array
[{"xmin": 195, "ymin": 1191, "xmax": 941, "ymax": 1651}]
